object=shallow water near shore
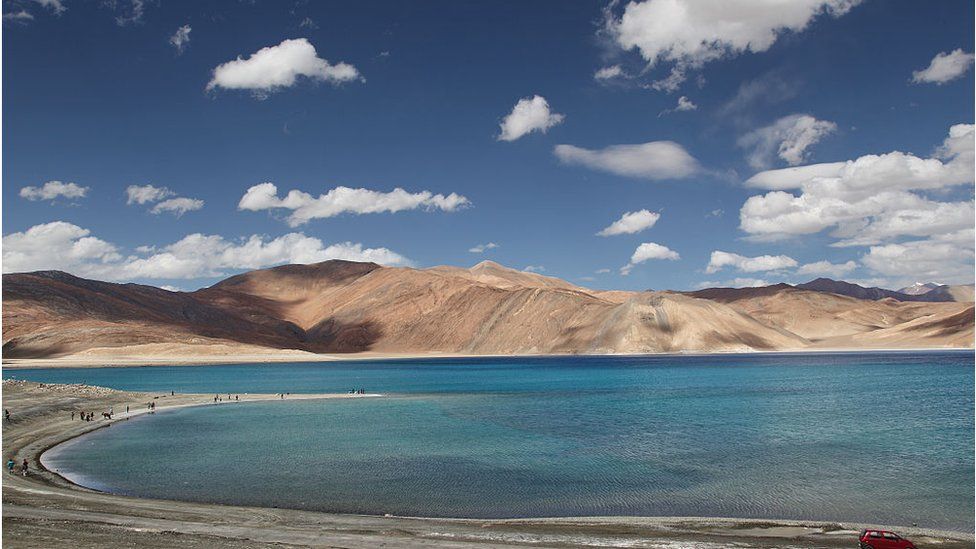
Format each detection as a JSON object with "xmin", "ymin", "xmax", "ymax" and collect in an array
[{"xmin": 13, "ymin": 352, "xmax": 975, "ymax": 531}]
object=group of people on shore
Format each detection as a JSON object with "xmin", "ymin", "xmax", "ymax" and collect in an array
[
  {"xmin": 350, "ymin": 388, "xmax": 368, "ymax": 394},
  {"xmin": 72, "ymin": 410, "xmax": 100, "ymax": 422},
  {"xmin": 214, "ymin": 394, "xmax": 240, "ymax": 403},
  {"xmin": 6, "ymin": 457, "xmax": 29, "ymax": 476}
]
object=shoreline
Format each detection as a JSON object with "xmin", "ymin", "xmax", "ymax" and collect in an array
[
  {"xmin": 4, "ymin": 346, "xmax": 973, "ymax": 370},
  {"xmin": 3, "ymin": 381, "xmax": 973, "ymax": 548}
]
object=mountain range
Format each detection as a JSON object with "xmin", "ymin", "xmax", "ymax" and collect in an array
[
  {"xmin": 2, "ymin": 260, "xmax": 972, "ymax": 360},
  {"xmin": 796, "ymin": 278, "xmax": 974, "ymax": 303}
]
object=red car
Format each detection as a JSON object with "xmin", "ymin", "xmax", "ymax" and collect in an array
[{"xmin": 859, "ymin": 530, "xmax": 916, "ymax": 549}]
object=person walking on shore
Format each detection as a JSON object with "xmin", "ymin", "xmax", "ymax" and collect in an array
[
  {"xmin": 7, "ymin": 458, "xmax": 14, "ymax": 473},
  {"xmin": 21, "ymin": 459, "xmax": 28, "ymax": 476}
]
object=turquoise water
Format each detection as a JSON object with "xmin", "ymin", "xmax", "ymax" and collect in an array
[{"xmin": 10, "ymin": 352, "xmax": 975, "ymax": 531}]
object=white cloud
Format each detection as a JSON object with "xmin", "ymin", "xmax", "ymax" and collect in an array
[
  {"xmin": 238, "ymin": 182, "xmax": 470, "ymax": 227},
  {"xmin": 554, "ymin": 141, "xmax": 700, "ymax": 180},
  {"xmin": 796, "ymin": 259, "xmax": 857, "ymax": 278},
  {"xmin": 126, "ymin": 184, "xmax": 174, "ymax": 205},
  {"xmin": 150, "ymin": 197, "xmax": 205, "ymax": 217},
  {"xmin": 739, "ymin": 124, "xmax": 975, "ymax": 245},
  {"xmin": 169, "ymin": 24, "xmax": 191, "ymax": 54},
  {"xmin": 597, "ymin": 209, "xmax": 660, "ymax": 236},
  {"xmin": 2, "ymin": 222, "xmax": 410, "ymax": 280},
  {"xmin": 743, "ymin": 162, "xmax": 847, "ymax": 190},
  {"xmin": 523, "ymin": 265, "xmax": 546, "ymax": 273},
  {"xmin": 125, "ymin": 184, "xmax": 203, "ymax": 216},
  {"xmin": 207, "ymin": 38, "xmax": 362, "ymax": 97},
  {"xmin": 695, "ymin": 277, "xmax": 771, "ymax": 289},
  {"xmin": 3, "ymin": 10, "xmax": 34, "ymax": 21},
  {"xmin": 912, "ymin": 49, "xmax": 974, "ymax": 85},
  {"xmin": 33, "ymin": 0, "xmax": 65, "ymax": 15},
  {"xmin": 594, "ymin": 65, "xmax": 625, "ymax": 80},
  {"xmin": 607, "ymin": 0, "xmax": 859, "ymax": 90},
  {"xmin": 20, "ymin": 181, "xmax": 89, "ymax": 201},
  {"xmin": 2, "ymin": 222, "xmax": 122, "ymax": 275},
  {"xmin": 595, "ymin": 268, "xmax": 611, "ymax": 274},
  {"xmin": 299, "ymin": 17, "xmax": 318, "ymax": 29},
  {"xmin": 861, "ymin": 230, "xmax": 975, "ymax": 286},
  {"xmin": 675, "ymin": 96, "xmax": 697, "ymax": 111},
  {"xmin": 621, "ymin": 242, "xmax": 679, "ymax": 275},
  {"xmin": 738, "ymin": 114, "xmax": 837, "ymax": 169},
  {"xmin": 659, "ymin": 95, "xmax": 697, "ymax": 116},
  {"xmin": 497, "ymin": 95, "xmax": 564, "ymax": 141},
  {"xmin": 705, "ymin": 250, "xmax": 797, "ymax": 274},
  {"xmin": 120, "ymin": 234, "xmax": 410, "ymax": 279},
  {"xmin": 469, "ymin": 242, "xmax": 499, "ymax": 253}
]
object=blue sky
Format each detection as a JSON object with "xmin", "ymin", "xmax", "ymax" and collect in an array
[{"xmin": 3, "ymin": 0, "xmax": 974, "ymax": 291}]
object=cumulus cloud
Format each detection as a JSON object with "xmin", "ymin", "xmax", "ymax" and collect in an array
[
  {"xmin": 796, "ymin": 259, "xmax": 857, "ymax": 278},
  {"xmin": 469, "ymin": 242, "xmax": 499, "ymax": 253},
  {"xmin": 594, "ymin": 65, "xmax": 625, "ymax": 81},
  {"xmin": 861, "ymin": 230, "xmax": 975, "ymax": 286},
  {"xmin": 207, "ymin": 38, "xmax": 362, "ymax": 97},
  {"xmin": 20, "ymin": 181, "xmax": 89, "ymax": 201},
  {"xmin": 606, "ymin": 0, "xmax": 859, "ymax": 90},
  {"xmin": 695, "ymin": 277, "xmax": 771, "ymax": 289},
  {"xmin": 169, "ymin": 24, "xmax": 191, "ymax": 54},
  {"xmin": 497, "ymin": 95, "xmax": 564, "ymax": 141},
  {"xmin": 2, "ymin": 222, "xmax": 122, "ymax": 275},
  {"xmin": 739, "ymin": 124, "xmax": 975, "ymax": 246},
  {"xmin": 150, "ymin": 197, "xmax": 205, "ymax": 217},
  {"xmin": 126, "ymin": 184, "xmax": 174, "ymax": 204},
  {"xmin": 620, "ymin": 242, "xmax": 679, "ymax": 275},
  {"xmin": 705, "ymin": 250, "xmax": 797, "ymax": 274},
  {"xmin": 911, "ymin": 49, "xmax": 974, "ymax": 85},
  {"xmin": 238, "ymin": 182, "xmax": 470, "ymax": 227},
  {"xmin": 597, "ymin": 209, "xmax": 660, "ymax": 236},
  {"xmin": 738, "ymin": 114, "xmax": 837, "ymax": 169},
  {"xmin": 2, "ymin": 221, "xmax": 410, "ymax": 280},
  {"xmin": 554, "ymin": 141, "xmax": 700, "ymax": 180}
]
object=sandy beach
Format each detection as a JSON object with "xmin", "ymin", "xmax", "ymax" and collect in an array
[{"xmin": 2, "ymin": 379, "xmax": 972, "ymax": 548}]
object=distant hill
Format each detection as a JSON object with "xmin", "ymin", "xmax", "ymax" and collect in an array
[
  {"xmin": 795, "ymin": 278, "xmax": 973, "ymax": 303},
  {"xmin": 896, "ymin": 282, "xmax": 976, "ymax": 303},
  {"xmin": 3, "ymin": 262, "xmax": 973, "ymax": 359}
]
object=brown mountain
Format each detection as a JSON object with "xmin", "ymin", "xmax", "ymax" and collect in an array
[
  {"xmin": 795, "ymin": 278, "xmax": 973, "ymax": 303},
  {"xmin": 3, "ymin": 261, "xmax": 973, "ymax": 360},
  {"xmin": 687, "ymin": 284, "xmax": 973, "ymax": 347}
]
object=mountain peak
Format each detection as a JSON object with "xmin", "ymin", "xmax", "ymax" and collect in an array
[{"xmin": 898, "ymin": 282, "xmax": 942, "ymax": 296}]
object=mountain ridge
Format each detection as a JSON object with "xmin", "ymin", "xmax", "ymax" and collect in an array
[{"xmin": 3, "ymin": 261, "xmax": 972, "ymax": 359}]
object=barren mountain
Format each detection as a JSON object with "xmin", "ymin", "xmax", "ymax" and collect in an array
[
  {"xmin": 3, "ymin": 260, "xmax": 973, "ymax": 360},
  {"xmin": 795, "ymin": 278, "xmax": 973, "ymax": 303},
  {"xmin": 687, "ymin": 284, "xmax": 973, "ymax": 348}
]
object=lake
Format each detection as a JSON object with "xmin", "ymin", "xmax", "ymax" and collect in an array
[{"xmin": 9, "ymin": 352, "xmax": 974, "ymax": 531}]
